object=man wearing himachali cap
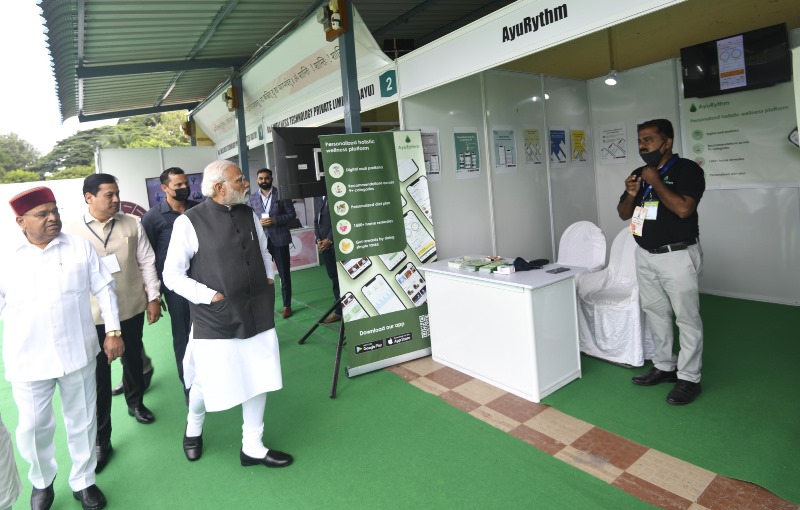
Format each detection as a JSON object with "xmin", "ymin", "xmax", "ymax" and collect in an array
[{"xmin": 0, "ymin": 187, "xmax": 121, "ymax": 510}]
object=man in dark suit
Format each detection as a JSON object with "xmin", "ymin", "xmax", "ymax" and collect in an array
[
  {"xmin": 314, "ymin": 195, "xmax": 341, "ymax": 323},
  {"xmin": 141, "ymin": 167, "xmax": 199, "ymax": 404},
  {"xmin": 249, "ymin": 169, "xmax": 297, "ymax": 318}
]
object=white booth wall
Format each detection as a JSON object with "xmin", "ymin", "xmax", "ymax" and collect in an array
[
  {"xmin": 588, "ymin": 59, "xmax": 800, "ymax": 305},
  {"xmin": 402, "ymin": 70, "xmax": 596, "ymax": 261},
  {"xmin": 543, "ymin": 76, "xmax": 598, "ymax": 251},
  {"xmin": 402, "ymin": 74, "xmax": 495, "ymax": 259}
]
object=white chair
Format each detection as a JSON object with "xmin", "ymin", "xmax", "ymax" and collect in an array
[
  {"xmin": 576, "ymin": 227, "xmax": 654, "ymax": 366},
  {"xmin": 556, "ymin": 221, "xmax": 606, "ymax": 272}
]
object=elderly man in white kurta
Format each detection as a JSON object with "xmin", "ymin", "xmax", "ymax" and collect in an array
[
  {"xmin": 163, "ymin": 160, "xmax": 293, "ymax": 468},
  {"xmin": 1, "ymin": 186, "xmax": 122, "ymax": 510}
]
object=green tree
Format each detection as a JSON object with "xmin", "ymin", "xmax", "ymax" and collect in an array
[
  {"xmin": 46, "ymin": 164, "xmax": 95, "ymax": 180},
  {"xmin": 0, "ymin": 133, "xmax": 40, "ymax": 173},
  {"xmin": 3, "ymin": 169, "xmax": 41, "ymax": 183},
  {"xmin": 32, "ymin": 111, "xmax": 189, "ymax": 176}
]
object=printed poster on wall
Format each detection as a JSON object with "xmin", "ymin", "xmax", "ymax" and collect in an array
[
  {"xmin": 319, "ymin": 131, "xmax": 436, "ymax": 376},
  {"xmin": 599, "ymin": 123, "xmax": 628, "ymax": 163},
  {"xmin": 680, "ymin": 82, "xmax": 800, "ymax": 188},
  {"xmin": 453, "ymin": 129, "xmax": 481, "ymax": 179},
  {"xmin": 421, "ymin": 130, "xmax": 442, "ymax": 181},
  {"xmin": 570, "ymin": 128, "xmax": 588, "ymax": 164},
  {"xmin": 492, "ymin": 128, "xmax": 517, "ymax": 174},
  {"xmin": 549, "ymin": 129, "xmax": 568, "ymax": 165},
  {"xmin": 523, "ymin": 128, "xmax": 543, "ymax": 166}
]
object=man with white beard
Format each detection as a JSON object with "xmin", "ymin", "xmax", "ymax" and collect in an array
[{"xmin": 162, "ymin": 160, "xmax": 293, "ymax": 468}]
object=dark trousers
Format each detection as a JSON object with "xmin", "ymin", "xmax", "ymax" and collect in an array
[
  {"xmin": 95, "ymin": 312, "xmax": 145, "ymax": 447},
  {"xmin": 268, "ymin": 238, "xmax": 292, "ymax": 308},
  {"xmin": 164, "ymin": 288, "xmax": 191, "ymax": 394},
  {"xmin": 321, "ymin": 248, "xmax": 342, "ymax": 315}
]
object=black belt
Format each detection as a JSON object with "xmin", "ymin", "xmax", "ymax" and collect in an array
[{"xmin": 647, "ymin": 238, "xmax": 697, "ymax": 254}]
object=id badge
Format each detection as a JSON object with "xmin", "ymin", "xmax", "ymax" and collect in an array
[
  {"xmin": 101, "ymin": 254, "xmax": 121, "ymax": 274},
  {"xmin": 631, "ymin": 206, "xmax": 646, "ymax": 237},
  {"xmin": 644, "ymin": 200, "xmax": 659, "ymax": 220}
]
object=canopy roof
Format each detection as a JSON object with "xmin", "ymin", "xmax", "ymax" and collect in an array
[{"xmin": 40, "ymin": 0, "xmax": 515, "ymax": 122}]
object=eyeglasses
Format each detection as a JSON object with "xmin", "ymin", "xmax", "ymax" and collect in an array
[{"xmin": 25, "ymin": 208, "xmax": 62, "ymax": 219}]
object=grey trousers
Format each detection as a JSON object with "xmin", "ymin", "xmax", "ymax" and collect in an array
[{"xmin": 635, "ymin": 243, "xmax": 704, "ymax": 383}]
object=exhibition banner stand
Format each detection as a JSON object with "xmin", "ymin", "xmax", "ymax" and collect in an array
[{"xmin": 318, "ymin": 131, "xmax": 437, "ymax": 379}]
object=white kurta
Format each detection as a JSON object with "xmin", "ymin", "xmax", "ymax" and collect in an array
[
  {"xmin": 0, "ymin": 232, "xmax": 119, "ymax": 382},
  {"xmin": 163, "ymin": 209, "xmax": 282, "ymax": 412}
]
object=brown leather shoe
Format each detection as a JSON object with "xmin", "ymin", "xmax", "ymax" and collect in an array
[
  {"xmin": 323, "ymin": 314, "xmax": 342, "ymax": 324},
  {"xmin": 282, "ymin": 307, "xmax": 292, "ymax": 319}
]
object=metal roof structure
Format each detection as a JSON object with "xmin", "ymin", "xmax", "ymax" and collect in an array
[{"xmin": 40, "ymin": 0, "xmax": 515, "ymax": 123}]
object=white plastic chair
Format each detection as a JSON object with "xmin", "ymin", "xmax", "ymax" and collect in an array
[
  {"xmin": 556, "ymin": 221, "xmax": 606, "ymax": 272},
  {"xmin": 576, "ymin": 227, "xmax": 654, "ymax": 366}
]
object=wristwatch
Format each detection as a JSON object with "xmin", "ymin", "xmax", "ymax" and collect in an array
[{"xmin": 107, "ymin": 330, "xmax": 122, "ymax": 337}]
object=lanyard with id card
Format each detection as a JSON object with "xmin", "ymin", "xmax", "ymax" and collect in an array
[{"xmin": 632, "ymin": 156, "xmax": 678, "ymax": 235}]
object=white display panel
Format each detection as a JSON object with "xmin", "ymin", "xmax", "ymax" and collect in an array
[
  {"xmin": 544, "ymin": 76, "xmax": 598, "ymax": 257},
  {"xmin": 402, "ymin": 74, "xmax": 493, "ymax": 259},
  {"xmin": 483, "ymin": 71, "xmax": 553, "ymax": 260}
]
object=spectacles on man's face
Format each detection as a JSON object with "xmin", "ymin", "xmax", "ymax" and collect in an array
[{"xmin": 25, "ymin": 208, "xmax": 62, "ymax": 219}]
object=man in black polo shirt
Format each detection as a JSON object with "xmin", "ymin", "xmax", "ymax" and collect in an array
[
  {"xmin": 618, "ymin": 119, "xmax": 705, "ymax": 405},
  {"xmin": 141, "ymin": 167, "xmax": 198, "ymax": 404}
]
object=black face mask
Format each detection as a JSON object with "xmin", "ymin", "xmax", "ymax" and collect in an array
[
  {"xmin": 171, "ymin": 187, "xmax": 191, "ymax": 201},
  {"xmin": 640, "ymin": 141, "xmax": 666, "ymax": 168},
  {"xmin": 258, "ymin": 182, "xmax": 271, "ymax": 190}
]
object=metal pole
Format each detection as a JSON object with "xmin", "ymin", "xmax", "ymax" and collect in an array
[
  {"xmin": 233, "ymin": 75, "xmax": 249, "ymax": 173},
  {"xmin": 339, "ymin": 1, "xmax": 361, "ymax": 134}
]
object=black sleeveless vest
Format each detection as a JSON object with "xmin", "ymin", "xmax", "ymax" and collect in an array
[{"xmin": 184, "ymin": 200, "xmax": 275, "ymax": 339}]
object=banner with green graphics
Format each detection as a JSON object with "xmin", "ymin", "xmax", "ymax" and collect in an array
[{"xmin": 319, "ymin": 131, "xmax": 436, "ymax": 376}]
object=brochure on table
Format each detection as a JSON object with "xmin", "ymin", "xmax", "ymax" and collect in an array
[{"xmin": 319, "ymin": 130, "xmax": 436, "ymax": 376}]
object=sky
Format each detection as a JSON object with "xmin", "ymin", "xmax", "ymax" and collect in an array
[{"xmin": 0, "ymin": 2, "xmax": 116, "ymax": 156}]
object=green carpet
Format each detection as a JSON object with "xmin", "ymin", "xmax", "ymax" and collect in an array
[
  {"xmin": 543, "ymin": 294, "xmax": 800, "ymax": 503},
  {"xmin": 1, "ymin": 266, "xmax": 651, "ymax": 509}
]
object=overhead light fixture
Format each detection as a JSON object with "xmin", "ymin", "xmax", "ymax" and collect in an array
[{"xmin": 604, "ymin": 28, "xmax": 618, "ymax": 86}]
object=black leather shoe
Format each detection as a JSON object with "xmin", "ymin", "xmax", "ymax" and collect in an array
[
  {"xmin": 31, "ymin": 481, "xmax": 55, "ymax": 510},
  {"xmin": 183, "ymin": 430, "xmax": 203, "ymax": 462},
  {"xmin": 95, "ymin": 442, "xmax": 113, "ymax": 473},
  {"xmin": 72, "ymin": 484, "xmax": 107, "ymax": 510},
  {"xmin": 632, "ymin": 367, "xmax": 678, "ymax": 386},
  {"xmin": 240, "ymin": 449, "xmax": 293, "ymax": 468},
  {"xmin": 110, "ymin": 380, "xmax": 123, "ymax": 396},
  {"xmin": 667, "ymin": 380, "xmax": 702, "ymax": 405},
  {"xmin": 127, "ymin": 404, "xmax": 155, "ymax": 424}
]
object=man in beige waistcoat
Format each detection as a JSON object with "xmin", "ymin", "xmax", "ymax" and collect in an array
[{"xmin": 63, "ymin": 173, "xmax": 162, "ymax": 473}]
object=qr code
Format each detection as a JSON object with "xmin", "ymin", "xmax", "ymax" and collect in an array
[{"xmin": 419, "ymin": 314, "xmax": 430, "ymax": 338}]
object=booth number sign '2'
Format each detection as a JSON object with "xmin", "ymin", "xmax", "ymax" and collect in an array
[{"xmin": 380, "ymin": 70, "xmax": 397, "ymax": 98}]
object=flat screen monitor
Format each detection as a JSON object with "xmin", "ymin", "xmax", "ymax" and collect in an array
[
  {"xmin": 680, "ymin": 23, "xmax": 792, "ymax": 99},
  {"xmin": 144, "ymin": 172, "xmax": 206, "ymax": 209},
  {"xmin": 272, "ymin": 126, "xmax": 344, "ymax": 199}
]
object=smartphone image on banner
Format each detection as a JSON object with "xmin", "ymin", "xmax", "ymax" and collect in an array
[
  {"xmin": 789, "ymin": 127, "xmax": 799, "ymax": 148},
  {"xmin": 397, "ymin": 159, "xmax": 420, "ymax": 182},
  {"xmin": 379, "ymin": 251, "xmax": 407, "ymax": 271},
  {"xmin": 403, "ymin": 210, "xmax": 436, "ymax": 263},
  {"xmin": 342, "ymin": 292, "xmax": 370, "ymax": 322},
  {"xmin": 340, "ymin": 257, "xmax": 372, "ymax": 279},
  {"xmin": 395, "ymin": 262, "xmax": 427, "ymax": 306},
  {"xmin": 401, "ymin": 194, "xmax": 407, "ymax": 207},
  {"xmin": 361, "ymin": 274, "xmax": 406, "ymax": 315},
  {"xmin": 406, "ymin": 175, "xmax": 433, "ymax": 224}
]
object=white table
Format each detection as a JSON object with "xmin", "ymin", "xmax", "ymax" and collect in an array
[{"xmin": 420, "ymin": 258, "xmax": 583, "ymax": 403}]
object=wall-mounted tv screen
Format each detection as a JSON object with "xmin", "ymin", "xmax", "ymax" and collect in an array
[
  {"xmin": 680, "ymin": 23, "xmax": 791, "ymax": 99},
  {"xmin": 272, "ymin": 126, "xmax": 344, "ymax": 199},
  {"xmin": 144, "ymin": 172, "xmax": 206, "ymax": 209}
]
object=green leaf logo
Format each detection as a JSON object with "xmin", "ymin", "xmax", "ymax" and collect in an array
[
  {"xmin": 690, "ymin": 104, "xmax": 697, "ymax": 113},
  {"xmin": 405, "ymin": 135, "xmax": 411, "ymax": 143}
]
